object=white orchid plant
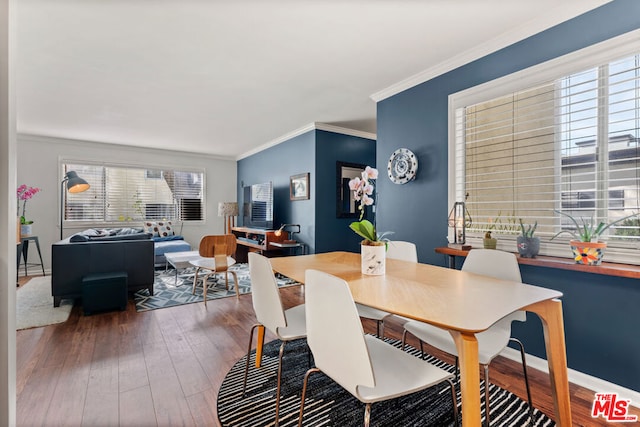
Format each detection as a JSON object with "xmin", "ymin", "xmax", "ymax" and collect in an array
[{"xmin": 348, "ymin": 166, "xmax": 393, "ymax": 245}]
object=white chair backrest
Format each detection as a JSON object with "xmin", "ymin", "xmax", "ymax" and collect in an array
[
  {"xmin": 386, "ymin": 241, "xmax": 418, "ymax": 263},
  {"xmin": 248, "ymin": 252, "xmax": 287, "ymax": 333},
  {"xmin": 462, "ymin": 249, "xmax": 526, "ymax": 322},
  {"xmin": 305, "ymin": 269, "xmax": 375, "ymax": 395},
  {"xmin": 462, "ymin": 249, "xmax": 521, "ymax": 282}
]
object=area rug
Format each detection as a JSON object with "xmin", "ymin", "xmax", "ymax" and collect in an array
[
  {"xmin": 134, "ymin": 263, "xmax": 298, "ymax": 312},
  {"xmin": 217, "ymin": 338, "xmax": 555, "ymax": 427},
  {"xmin": 16, "ymin": 276, "xmax": 73, "ymax": 330}
]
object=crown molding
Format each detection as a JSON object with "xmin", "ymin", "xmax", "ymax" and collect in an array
[
  {"xmin": 314, "ymin": 122, "xmax": 376, "ymax": 141},
  {"xmin": 236, "ymin": 122, "xmax": 376, "ymax": 160},
  {"xmin": 371, "ymin": 2, "xmax": 613, "ymax": 102}
]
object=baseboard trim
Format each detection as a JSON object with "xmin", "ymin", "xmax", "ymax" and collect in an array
[{"xmin": 501, "ymin": 347, "xmax": 640, "ymax": 409}]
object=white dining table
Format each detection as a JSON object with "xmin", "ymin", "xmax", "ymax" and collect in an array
[{"xmin": 268, "ymin": 251, "xmax": 572, "ymax": 426}]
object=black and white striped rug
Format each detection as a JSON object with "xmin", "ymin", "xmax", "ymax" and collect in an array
[
  {"xmin": 217, "ymin": 338, "xmax": 555, "ymax": 427},
  {"xmin": 133, "ymin": 264, "xmax": 298, "ymax": 312}
]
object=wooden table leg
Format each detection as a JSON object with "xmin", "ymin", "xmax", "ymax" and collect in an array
[
  {"xmin": 450, "ymin": 331, "xmax": 481, "ymax": 426},
  {"xmin": 255, "ymin": 325, "xmax": 265, "ymax": 368},
  {"xmin": 525, "ymin": 298, "xmax": 572, "ymax": 426}
]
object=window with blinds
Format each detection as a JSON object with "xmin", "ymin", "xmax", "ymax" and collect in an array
[
  {"xmin": 452, "ymin": 49, "xmax": 640, "ymax": 262},
  {"xmin": 62, "ymin": 163, "xmax": 204, "ymax": 224}
]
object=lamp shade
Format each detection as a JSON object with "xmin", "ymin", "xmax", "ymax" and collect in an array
[
  {"xmin": 218, "ymin": 202, "xmax": 238, "ymax": 217},
  {"xmin": 65, "ymin": 171, "xmax": 90, "ymax": 193}
]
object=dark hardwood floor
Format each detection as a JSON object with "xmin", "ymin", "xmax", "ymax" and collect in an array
[{"xmin": 15, "ymin": 274, "xmax": 639, "ymax": 426}]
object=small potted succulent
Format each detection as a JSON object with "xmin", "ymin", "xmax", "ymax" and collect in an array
[
  {"xmin": 517, "ymin": 219, "xmax": 539, "ymax": 258},
  {"xmin": 483, "ymin": 230, "xmax": 497, "ymax": 249},
  {"xmin": 551, "ymin": 210, "xmax": 639, "ymax": 265}
]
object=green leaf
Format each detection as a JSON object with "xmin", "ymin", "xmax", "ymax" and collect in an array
[{"xmin": 349, "ymin": 219, "xmax": 377, "ymax": 242}]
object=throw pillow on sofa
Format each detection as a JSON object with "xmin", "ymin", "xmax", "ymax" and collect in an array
[
  {"xmin": 143, "ymin": 221, "xmax": 160, "ymax": 237},
  {"xmin": 156, "ymin": 221, "xmax": 175, "ymax": 237}
]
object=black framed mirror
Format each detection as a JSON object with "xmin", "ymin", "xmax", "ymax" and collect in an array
[{"xmin": 336, "ymin": 161, "xmax": 365, "ymax": 218}]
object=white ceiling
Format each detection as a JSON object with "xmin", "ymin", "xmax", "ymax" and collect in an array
[{"xmin": 15, "ymin": 0, "xmax": 610, "ymax": 159}]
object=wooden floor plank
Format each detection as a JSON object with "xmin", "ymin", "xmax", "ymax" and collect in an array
[
  {"xmin": 143, "ymin": 334, "xmax": 196, "ymax": 425},
  {"xmin": 118, "ymin": 322, "xmax": 149, "ymax": 394},
  {"xmin": 186, "ymin": 388, "xmax": 219, "ymax": 427},
  {"xmin": 119, "ymin": 385, "xmax": 157, "ymax": 427},
  {"xmin": 155, "ymin": 307, "xmax": 212, "ymax": 398},
  {"xmin": 15, "ymin": 363, "xmax": 62, "ymax": 426},
  {"xmin": 43, "ymin": 312, "xmax": 96, "ymax": 426},
  {"xmin": 82, "ymin": 364, "xmax": 120, "ymax": 426}
]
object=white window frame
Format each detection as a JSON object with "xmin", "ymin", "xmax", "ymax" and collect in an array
[{"xmin": 448, "ymin": 29, "xmax": 640, "ymax": 264}]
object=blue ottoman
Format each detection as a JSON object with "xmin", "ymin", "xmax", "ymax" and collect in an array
[{"xmin": 82, "ymin": 272, "xmax": 128, "ymax": 315}]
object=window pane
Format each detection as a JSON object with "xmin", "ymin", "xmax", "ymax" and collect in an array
[
  {"xmin": 460, "ymin": 53, "xmax": 640, "ymax": 248},
  {"xmin": 64, "ymin": 164, "xmax": 104, "ymax": 221},
  {"xmin": 62, "ymin": 163, "xmax": 205, "ymax": 224}
]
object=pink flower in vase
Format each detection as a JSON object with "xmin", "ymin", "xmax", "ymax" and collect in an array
[{"xmin": 17, "ymin": 185, "xmax": 41, "ymax": 224}]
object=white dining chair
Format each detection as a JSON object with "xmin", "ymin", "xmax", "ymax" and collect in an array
[
  {"xmin": 355, "ymin": 240, "xmax": 418, "ymax": 338},
  {"xmin": 402, "ymin": 249, "xmax": 533, "ymax": 427},
  {"xmin": 299, "ymin": 269, "xmax": 458, "ymax": 427},
  {"xmin": 241, "ymin": 252, "xmax": 306, "ymax": 427}
]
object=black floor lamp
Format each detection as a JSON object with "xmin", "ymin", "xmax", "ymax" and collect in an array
[{"xmin": 60, "ymin": 171, "xmax": 90, "ymax": 240}]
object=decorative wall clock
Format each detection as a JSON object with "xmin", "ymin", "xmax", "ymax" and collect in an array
[{"xmin": 387, "ymin": 148, "xmax": 418, "ymax": 184}]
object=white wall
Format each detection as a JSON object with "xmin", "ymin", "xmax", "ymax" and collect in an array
[
  {"xmin": 1, "ymin": 0, "xmax": 17, "ymax": 424},
  {"xmin": 17, "ymin": 134, "xmax": 237, "ymax": 271}
]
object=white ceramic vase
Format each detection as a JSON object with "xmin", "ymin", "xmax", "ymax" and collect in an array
[{"xmin": 361, "ymin": 242, "xmax": 385, "ymax": 275}]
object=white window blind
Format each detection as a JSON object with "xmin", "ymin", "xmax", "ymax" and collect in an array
[
  {"xmin": 453, "ymin": 52, "xmax": 640, "ymax": 262},
  {"xmin": 62, "ymin": 163, "xmax": 204, "ymax": 224}
]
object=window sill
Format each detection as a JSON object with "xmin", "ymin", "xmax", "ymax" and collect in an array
[{"xmin": 434, "ymin": 246, "xmax": 640, "ymax": 280}]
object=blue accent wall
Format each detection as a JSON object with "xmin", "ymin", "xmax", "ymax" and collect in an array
[
  {"xmin": 237, "ymin": 129, "xmax": 375, "ymax": 254},
  {"xmin": 376, "ymin": 0, "xmax": 640, "ymax": 391},
  {"xmin": 237, "ymin": 131, "xmax": 316, "ymax": 253},
  {"xmin": 315, "ymin": 130, "xmax": 376, "ymax": 253}
]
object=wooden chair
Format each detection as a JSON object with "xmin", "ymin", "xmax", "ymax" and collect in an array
[{"xmin": 190, "ymin": 234, "xmax": 239, "ymax": 303}]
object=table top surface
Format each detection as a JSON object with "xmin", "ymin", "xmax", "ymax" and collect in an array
[
  {"xmin": 269, "ymin": 251, "xmax": 563, "ymax": 334},
  {"xmin": 164, "ymin": 250, "xmax": 201, "ymax": 264}
]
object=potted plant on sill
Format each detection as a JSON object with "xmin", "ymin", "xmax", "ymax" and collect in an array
[
  {"xmin": 478, "ymin": 211, "xmax": 519, "ymax": 249},
  {"xmin": 348, "ymin": 166, "xmax": 393, "ymax": 275},
  {"xmin": 517, "ymin": 219, "xmax": 539, "ymax": 258},
  {"xmin": 483, "ymin": 231, "xmax": 497, "ymax": 249},
  {"xmin": 551, "ymin": 210, "xmax": 639, "ymax": 265}
]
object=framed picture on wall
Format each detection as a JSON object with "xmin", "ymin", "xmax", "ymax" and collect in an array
[{"xmin": 290, "ymin": 173, "xmax": 310, "ymax": 201}]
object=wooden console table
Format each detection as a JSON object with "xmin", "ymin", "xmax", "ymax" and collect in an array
[
  {"xmin": 435, "ymin": 246, "xmax": 640, "ymax": 279},
  {"xmin": 231, "ymin": 226, "xmax": 287, "ymax": 262}
]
